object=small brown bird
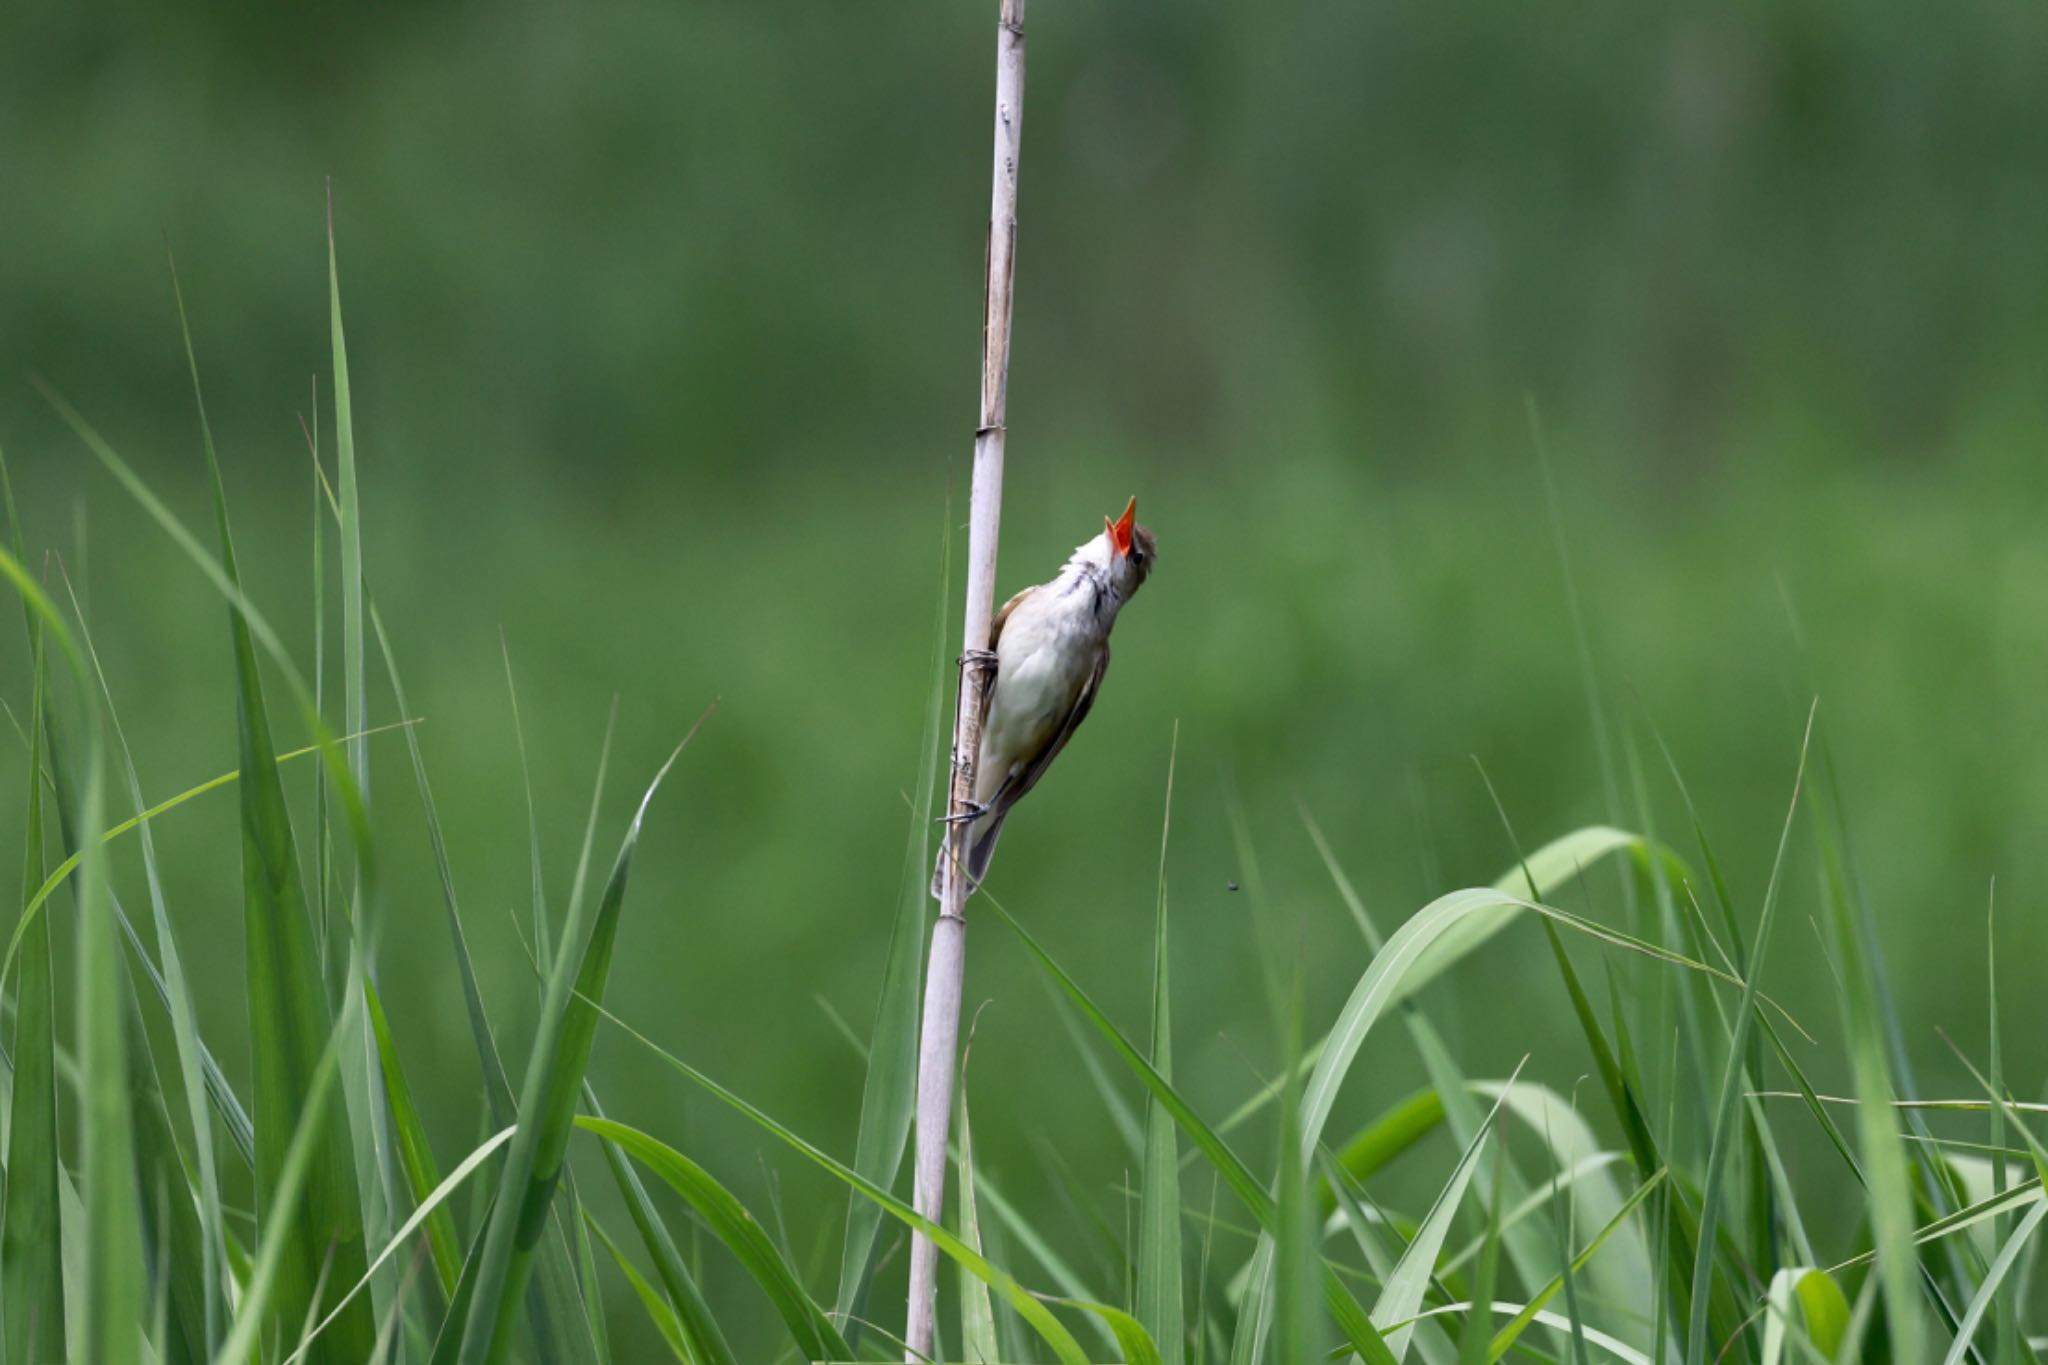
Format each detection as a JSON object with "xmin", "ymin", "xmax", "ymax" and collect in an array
[{"xmin": 933, "ymin": 497, "xmax": 1157, "ymax": 897}]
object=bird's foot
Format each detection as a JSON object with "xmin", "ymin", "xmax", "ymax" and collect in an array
[
  {"xmin": 937, "ymin": 800, "xmax": 991, "ymax": 825},
  {"xmin": 959, "ymin": 648, "xmax": 999, "ymax": 672}
]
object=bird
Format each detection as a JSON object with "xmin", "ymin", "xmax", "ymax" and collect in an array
[{"xmin": 932, "ymin": 496, "xmax": 1156, "ymax": 898}]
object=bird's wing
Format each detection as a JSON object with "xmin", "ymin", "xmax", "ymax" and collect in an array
[
  {"xmin": 988, "ymin": 586, "xmax": 1032, "ymax": 650},
  {"xmin": 1004, "ymin": 639, "xmax": 1109, "ymax": 810},
  {"xmin": 976, "ymin": 585, "xmax": 1034, "ymax": 709}
]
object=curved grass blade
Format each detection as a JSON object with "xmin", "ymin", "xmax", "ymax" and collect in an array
[
  {"xmin": 455, "ymin": 725, "xmax": 702, "ymax": 1365},
  {"xmin": 1047, "ymin": 1298, "xmax": 1167, "ymax": 1365},
  {"xmin": 4, "ymin": 719, "xmax": 414, "ymax": 997},
  {"xmin": 575, "ymin": 1119, "xmax": 849, "ymax": 1360},
  {"xmin": 574, "ymin": 1001, "xmax": 1111, "ymax": 1364},
  {"xmin": 1375, "ymin": 1076, "xmax": 1518, "ymax": 1362},
  {"xmin": 1405, "ymin": 1302, "xmax": 1649, "ymax": 1365},
  {"xmin": 579, "ymin": 1114, "xmax": 1082, "ymax": 1365},
  {"xmin": 586, "ymin": 1082, "xmax": 737, "ymax": 1365}
]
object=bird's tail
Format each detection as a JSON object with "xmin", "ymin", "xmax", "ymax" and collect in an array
[{"xmin": 929, "ymin": 809, "xmax": 1011, "ymax": 901}]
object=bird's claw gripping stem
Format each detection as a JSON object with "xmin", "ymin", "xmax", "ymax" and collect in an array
[
  {"xmin": 959, "ymin": 648, "xmax": 998, "ymax": 672},
  {"xmin": 937, "ymin": 800, "xmax": 990, "ymax": 826}
]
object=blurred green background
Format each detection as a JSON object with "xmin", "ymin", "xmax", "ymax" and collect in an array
[{"xmin": 6, "ymin": 0, "xmax": 2048, "ymax": 1352}]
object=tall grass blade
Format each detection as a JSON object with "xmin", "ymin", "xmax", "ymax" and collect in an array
[
  {"xmin": 1685, "ymin": 704, "xmax": 1814, "ymax": 1365},
  {"xmin": 64, "ymin": 556, "xmax": 231, "ymax": 1350},
  {"xmin": 2, "ymin": 612, "xmax": 67, "ymax": 1365},
  {"xmin": 1809, "ymin": 755, "xmax": 1929, "ymax": 1362},
  {"xmin": 370, "ymin": 605, "xmax": 517, "ymax": 1123},
  {"xmin": 562, "ymin": 1118, "xmax": 851, "ymax": 1360},
  {"xmin": 216, "ymin": 1001, "xmax": 359, "ymax": 1365},
  {"xmin": 127, "ymin": 995, "xmax": 212, "ymax": 1365},
  {"xmin": 958, "ymin": 1055, "xmax": 1001, "ymax": 1363},
  {"xmin": 77, "ymin": 753, "xmax": 142, "ymax": 1365},
  {"xmin": 1138, "ymin": 726, "xmax": 1185, "ymax": 1365},
  {"xmin": 1376, "ymin": 1078, "xmax": 1518, "ymax": 1362},
  {"xmin": 165, "ymin": 265, "xmax": 376, "ymax": 1363},
  {"xmin": 455, "ymin": 725, "xmax": 700, "ymax": 1365}
]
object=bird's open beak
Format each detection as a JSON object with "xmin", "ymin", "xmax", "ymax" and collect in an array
[{"xmin": 1105, "ymin": 496, "xmax": 1137, "ymax": 558}]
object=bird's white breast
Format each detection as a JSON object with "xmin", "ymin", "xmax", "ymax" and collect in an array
[{"xmin": 976, "ymin": 580, "xmax": 1105, "ymax": 799}]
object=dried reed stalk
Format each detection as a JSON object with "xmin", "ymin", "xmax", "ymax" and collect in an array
[{"xmin": 905, "ymin": 0, "xmax": 1027, "ymax": 1354}]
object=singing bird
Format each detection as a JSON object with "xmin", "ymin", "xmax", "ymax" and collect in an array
[{"xmin": 933, "ymin": 497, "xmax": 1156, "ymax": 897}]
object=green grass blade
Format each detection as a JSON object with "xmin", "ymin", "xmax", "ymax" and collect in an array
[
  {"xmin": 127, "ymin": 997, "xmax": 213, "ymax": 1365},
  {"xmin": 1810, "ymin": 767, "xmax": 1929, "ymax": 1362},
  {"xmin": 370, "ymin": 605, "xmax": 517, "ymax": 1126},
  {"xmin": 167, "ymin": 271, "xmax": 377, "ymax": 1361},
  {"xmin": 1376, "ymin": 1077, "xmax": 1518, "ymax": 1362},
  {"xmin": 2, "ymin": 619, "xmax": 68, "ymax": 1365},
  {"xmin": 1138, "ymin": 726, "xmax": 1185, "ymax": 1365},
  {"xmin": 958, "ymin": 1064, "xmax": 1001, "ymax": 1363},
  {"xmin": 216, "ymin": 1002, "xmax": 359, "ymax": 1365},
  {"xmin": 1459, "ymin": 1146, "xmax": 1507, "ymax": 1365},
  {"xmin": 500, "ymin": 635, "xmax": 554, "ymax": 982},
  {"xmin": 57, "ymin": 622, "xmax": 142, "ymax": 1365},
  {"xmin": 1048, "ymin": 1298, "xmax": 1168, "ymax": 1365},
  {"xmin": 64, "ymin": 557, "xmax": 232, "ymax": 1348},
  {"xmin": 835, "ymin": 505, "xmax": 951, "ymax": 1338},
  {"xmin": 455, "ymin": 727, "xmax": 701, "ymax": 1365},
  {"xmin": 323, "ymin": 214, "xmax": 399, "ymax": 1308}
]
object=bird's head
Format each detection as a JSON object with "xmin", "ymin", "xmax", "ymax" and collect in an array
[{"xmin": 1093, "ymin": 496, "xmax": 1156, "ymax": 598}]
